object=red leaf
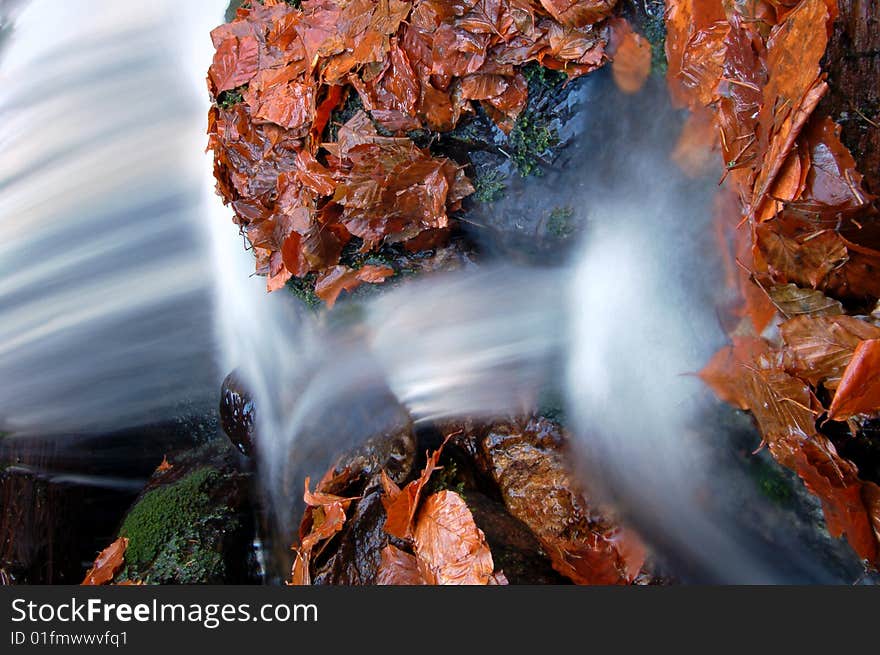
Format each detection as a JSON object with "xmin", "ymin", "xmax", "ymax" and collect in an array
[
  {"xmin": 209, "ymin": 36, "xmax": 259, "ymax": 95},
  {"xmin": 412, "ymin": 491, "xmax": 495, "ymax": 585}
]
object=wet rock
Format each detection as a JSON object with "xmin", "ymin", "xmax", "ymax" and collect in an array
[
  {"xmin": 464, "ymin": 416, "xmax": 648, "ymax": 584},
  {"xmin": 113, "ymin": 438, "xmax": 259, "ymax": 584},
  {"xmin": 326, "ymin": 420, "xmax": 416, "ymax": 489},
  {"xmin": 436, "ymin": 63, "xmax": 593, "ymax": 261},
  {"xmin": 311, "ymin": 488, "xmax": 387, "ymax": 585},
  {"xmin": 464, "ymin": 490, "xmax": 568, "ymax": 585},
  {"xmin": 220, "ymin": 370, "xmax": 256, "ymax": 457}
]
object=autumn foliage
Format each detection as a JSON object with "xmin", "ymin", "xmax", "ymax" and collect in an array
[
  {"xmin": 207, "ymin": 0, "xmax": 633, "ymax": 299},
  {"xmin": 669, "ymin": 0, "xmax": 880, "ymax": 565}
]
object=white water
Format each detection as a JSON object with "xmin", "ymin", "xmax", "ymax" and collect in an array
[
  {"xmin": 0, "ymin": 1, "xmax": 857, "ymax": 582},
  {"xmin": 0, "ymin": 1, "xmax": 226, "ymax": 433}
]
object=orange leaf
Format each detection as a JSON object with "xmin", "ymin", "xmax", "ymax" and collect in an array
[
  {"xmin": 81, "ymin": 537, "xmax": 128, "ymax": 586},
  {"xmin": 609, "ymin": 19, "xmax": 652, "ymax": 95},
  {"xmin": 412, "ymin": 491, "xmax": 495, "ymax": 585},
  {"xmin": 155, "ymin": 455, "xmax": 173, "ymax": 473},
  {"xmin": 828, "ymin": 339, "xmax": 880, "ymax": 421},
  {"xmin": 381, "ymin": 437, "xmax": 447, "ymax": 540},
  {"xmin": 780, "ymin": 315, "xmax": 880, "ymax": 388},
  {"xmin": 375, "ymin": 545, "xmax": 425, "ymax": 585},
  {"xmin": 314, "ymin": 265, "xmax": 395, "ymax": 307}
]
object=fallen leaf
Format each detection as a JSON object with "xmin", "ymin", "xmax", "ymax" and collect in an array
[
  {"xmin": 381, "ymin": 437, "xmax": 447, "ymax": 540},
  {"xmin": 412, "ymin": 490, "xmax": 495, "ymax": 585},
  {"xmin": 314, "ymin": 264, "xmax": 395, "ymax": 307},
  {"xmin": 81, "ymin": 537, "xmax": 128, "ymax": 586},
  {"xmin": 828, "ymin": 339, "xmax": 880, "ymax": 420},
  {"xmin": 768, "ymin": 284, "xmax": 843, "ymax": 318},
  {"xmin": 780, "ymin": 315, "xmax": 880, "ymax": 387},
  {"xmin": 375, "ymin": 545, "xmax": 424, "ymax": 585}
]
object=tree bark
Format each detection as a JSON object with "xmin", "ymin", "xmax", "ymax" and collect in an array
[{"xmin": 822, "ymin": 0, "xmax": 880, "ymax": 197}]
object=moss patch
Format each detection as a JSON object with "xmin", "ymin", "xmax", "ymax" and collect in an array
[
  {"xmin": 509, "ymin": 112, "xmax": 557, "ymax": 176},
  {"xmin": 217, "ymin": 85, "xmax": 246, "ymax": 109},
  {"xmin": 749, "ymin": 457, "xmax": 794, "ymax": 506},
  {"xmin": 119, "ymin": 467, "xmax": 221, "ymax": 577},
  {"xmin": 473, "ymin": 168, "xmax": 506, "ymax": 203},
  {"xmin": 547, "ymin": 206, "xmax": 576, "ymax": 239},
  {"xmin": 641, "ymin": 1, "xmax": 667, "ymax": 76},
  {"xmin": 286, "ymin": 272, "xmax": 321, "ymax": 310}
]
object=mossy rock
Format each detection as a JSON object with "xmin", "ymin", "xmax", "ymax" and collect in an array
[{"xmin": 115, "ymin": 439, "xmax": 259, "ymax": 584}]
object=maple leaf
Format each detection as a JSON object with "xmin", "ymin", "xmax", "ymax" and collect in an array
[{"xmin": 81, "ymin": 537, "xmax": 128, "ymax": 586}]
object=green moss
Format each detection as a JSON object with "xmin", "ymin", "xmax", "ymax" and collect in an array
[
  {"xmin": 217, "ymin": 85, "xmax": 246, "ymax": 109},
  {"xmin": 750, "ymin": 457, "xmax": 794, "ymax": 506},
  {"xmin": 642, "ymin": 2, "xmax": 668, "ymax": 76},
  {"xmin": 505, "ymin": 62, "xmax": 566, "ymax": 177},
  {"xmin": 119, "ymin": 467, "xmax": 219, "ymax": 574},
  {"xmin": 144, "ymin": 532, "xmax": 227, "ymax": 585},
  {"xmin": 522, "ymin": 62, "xmax": 567, "ymax": 89},
  {"xmin": 287, "ymin": 272, "xmax": 321, "ymax": 310},
  {"xmin": 425, "ymin": 460, "xmax": 466, "ymax": 497},
  {"xmin": 473, "ymin": 168, "xmax": 506, "ymax": 203},
  {"xmin": 547, "ymin": 206, "xmax": 576, "ymax": 239},
  {"xmin": 508, "ymin": 109, "xmax": 558, "ymax": 177}
]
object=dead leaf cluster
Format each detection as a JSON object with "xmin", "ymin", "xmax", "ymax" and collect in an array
[{"xmin": 208, "ymin": 0, "xmax": 629, "ymax": 298}]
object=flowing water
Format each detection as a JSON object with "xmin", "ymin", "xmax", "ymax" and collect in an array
[{"xmin": 0, "ymin": 1, "xmax": 869, "ymax": 583}]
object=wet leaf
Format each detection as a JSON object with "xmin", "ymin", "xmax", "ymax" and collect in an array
[
  {"xmin": 155, "ymin": 455, "xmax": 173, "ymax": 473},
  {"xmin": 412, "ymin": 490, "xmax": 495, "ymax": 585},
  {"xmin": 828, "ymin": 339, "xmax": 880, "ymax": 421},
  {"xmin": 81, "ymin": 537, "xmax": 128, "ymax": 586},
  {"xmin": 790, "ymin": 435, "xmax": 878, "ymax": 563},
  {"xmin": 780, "ymin": 315, "xmax": 880, "ymax": 387},
  {"xmin": 375, "ymin": 545, "xmax": 424, "ymax": 585},
  {"xmin": 209, "ymin": 36, "xmax": 260, "ymax": 95},
  {"xmin": 381, "ymin": 438, "xmax": 447, "ymax": 540},
  {"xmin": 478, "ymin": 418, "xmax": 646, "ymax": 584},
  {"xmin": 768, "ymin": 284, "xmax": 843, "ymax": 318},
  {"xmin": 314, "ymin": 264, "xmax": 395, "ymax": 308}
]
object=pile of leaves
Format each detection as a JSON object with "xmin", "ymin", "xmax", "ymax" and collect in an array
[
  {"xmin": 207, "ymin": 0, "xmax": 638, "ymax": 300},
  {"xmin": 666, "ymin": 0, "xmax": 880, "ymax": 565},
  {"xmin": 290, "ymin": 419, "xmax": 649, "ymax": 585},
  {"xmin": 291, "ymin": 437, "xmax": 507, "ymax": 585}
]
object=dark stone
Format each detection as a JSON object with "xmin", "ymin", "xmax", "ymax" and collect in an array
[
  {"xmin": 464, "ymin": 490, "xmax": 569, "ymax": 584},
  {"xmin": 220, "ymin": 370, "xmax": 257, "ymax": 457},
  {"xmin": 312, "ymin": 489, "xmax": 388, "ymax": 585}
]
